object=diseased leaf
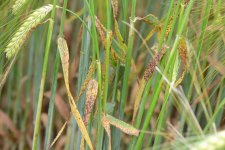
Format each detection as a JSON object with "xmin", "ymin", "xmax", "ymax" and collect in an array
[
  {"xmin": 103, "ymin": 114, "xmax": 139, "ymax": 136},
  {"xmin": 84, "ymin": 79, "xmax": 98, "ymax": 126},
  {"xmin": 175, "ymin": 37, "xmax": 188, "ymax": 87},
  {"xmin": 102, "ymin": 115, "xmax": 111, "ymax": 150},
  {"xmin": 77, "ymin": 61, "xmax": 97, "ymax": 102},
  {"xmin": 95, "ymin": 16, "xmax": 125, "ymax": 63},
  {"xmin": 114, "ymin": 20, "xmax": 127, "ymax": 51},
  {"xmin": 144, "ymin": 45, "xmax": 167, "ymax": 81},
  {"xmin": 142, "ymin": 14, "xmax": 161, "ymax": 27},
  {"xmin": 80, "ymin": 137, "xmax": 85, "ymax": 150},
  {"xmin": 111, "ymin": 0, "xmax": 118, "ymax": 19},
  {"xmin": 57, "ymin": 37, "xmax": 93, "ymax": 150},
  {"xmin": 132, "ymin": 79, "xmax": 146, "ymax": 124}
]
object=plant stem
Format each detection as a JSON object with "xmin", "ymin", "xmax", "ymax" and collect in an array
[
  {"xmin": 32, "ymin": 1, "xmax": 57, "ymax": 149},
  {"xmin": 44, "ymin": 1, "xmax": 68, "ymax": 149}
]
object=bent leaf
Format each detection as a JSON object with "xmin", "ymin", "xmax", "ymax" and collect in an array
[{"xmin": 57, "ymin": 37, "xmax": 93, "ymax": 150}]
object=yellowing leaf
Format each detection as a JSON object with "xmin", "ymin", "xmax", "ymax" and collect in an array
[
  {"xmin": 103, "ymin": 114, "xmax": 139, "ymax": 136},
  {"xmin": 132, "ymin": 79, "xmax": 146, "ymax": 124},
  {"xmin": 49, "ymin": 121, "xmax": 67, "ymax": 149},
  {"xmin": 102, "ymin": 115, "xmax": 111, "ymax": 150},
  {"xmin": 142, "ymin": 14, "xmax": 161, "ymax": 27},
  {"xmin": 175, "ymin": 37, "xmax": 189, "ymax": 87},
  {"xmin": 57, "ymin": 37, "xmax": 93, "ymax": 150},
  {"xmin": 80, "ymin": 137, "xmax": 85, "ymax": 150},
  {"xmin": 77, "ymin": 61, "xmax": 97, "ymax": 102},
  {"xmin": 114, "ymin": 21, "xmax": 126, "ymax": 48},
  {"xmin": 140, "ymin": 28, "xmax": 156, "ymax": 49}
]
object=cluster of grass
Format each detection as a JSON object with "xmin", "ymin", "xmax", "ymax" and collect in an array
[{"xmin": 0, "ymin": 0, "xmax": 224, "ymax": 149}]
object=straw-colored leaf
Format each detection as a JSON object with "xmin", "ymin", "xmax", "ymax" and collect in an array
[
  {"xmin": 80, "ymin": 137, "xmax": 85, "ymax": 150},
  {"xmin": 48, "ymin": 121, "xmax": 67, "ymax": 149},
  {"xmin": 57, "ymin": 37, "xmax": 93, "ymax": 150}
]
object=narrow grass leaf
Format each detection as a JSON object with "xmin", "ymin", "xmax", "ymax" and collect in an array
[
  {"xmin": 48, "ymin": 121, "xmax": 67, "ymax": 149},
  {"xmin": 0, "ymin": 55, "xmax": 17, "ymax": 89}
]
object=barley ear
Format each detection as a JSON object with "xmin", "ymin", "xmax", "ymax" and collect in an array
[
  {"xmin": 4, "ymin": 4, "xmax": 53, "ymax": 59},
  {"xmin": 12, "ymin": 0, "xmax": 28, "ymax": 14}
]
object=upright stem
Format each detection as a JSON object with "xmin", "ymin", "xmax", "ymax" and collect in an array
[
  {"xmin": 32, "ymin": 1, "xmax": 57, "ymax": 149},
  {"xmin": 117, "ymin": 0, "xmax": 137, "ymax": 149},
  {"xmin": 44, "ymin": 0, "xmax": 68, "ymax": 149}
]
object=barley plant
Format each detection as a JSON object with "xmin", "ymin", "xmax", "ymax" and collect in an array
[{"xmin": 0, "ymin": 0, "xmax": 224, "ymax": 150}]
